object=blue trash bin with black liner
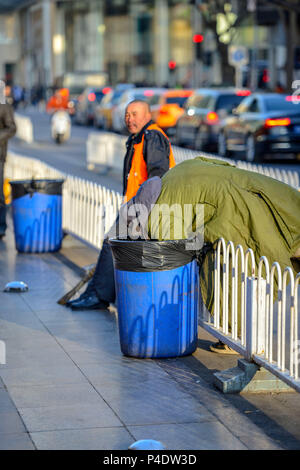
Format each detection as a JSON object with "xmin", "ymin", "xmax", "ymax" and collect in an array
[
  {"xmin": 109, "ymin": 239, "xmax": 199, "ymax": 358},
  {"xmin": 10, "ymin": 179, "xmax": 64, "ymax": 253}
]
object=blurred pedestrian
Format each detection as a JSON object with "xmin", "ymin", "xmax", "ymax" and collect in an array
[
  {"xmin": 66, "ymin": 100, "xmax": 176, "ymax": 310},
  {"xmin": 12, "ymin": 85, "xmax": 23, "ymax": 109},
  {"xmin": 0, "ymin": 98, "xmax": 16, "ymax": 237}
]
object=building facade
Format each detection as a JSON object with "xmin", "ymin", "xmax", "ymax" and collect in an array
[{"xmin": 0, "ymin": 0, "xmax": 299, "ymax": 93}]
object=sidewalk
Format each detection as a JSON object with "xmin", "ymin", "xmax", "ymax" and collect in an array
[{"xmin": 1, "ymin": 213, "xmax": 300, "ymax": 450}]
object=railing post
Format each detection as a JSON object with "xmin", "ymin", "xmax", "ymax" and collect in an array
[{"xmin": 245, "ymin": 276, "xmax": 266, "ymax": 361}]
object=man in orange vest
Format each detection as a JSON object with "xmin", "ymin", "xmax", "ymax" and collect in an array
[
  {"xmin": 67, "ymin": 99, "xmax": 175, "ymax": 310},
  {"xmin": 123, "ymin": 100, "xmax": 175, "ymax": 202}
]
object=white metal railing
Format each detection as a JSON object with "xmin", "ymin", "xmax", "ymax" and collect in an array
[
  {"xmin": 14, "ymin": 113, "xmax": 34, "ymax": 143},
  {"xmin": 86, "ymin": 133, "xmax": 300, "ymax": 190},
  {"xmin": 87, "ymin": 132, "xmax": 125, "ymax": 171},
  {"xmin": 62, "ymin": 176, "xmax": 122, "ymax": 248},
  {"xmin": 5, "ymin": 152, "xmax": 122, "ymax": 249},
  {"xmin": 199, "ymin": 238, "xmax": 300, "ymax": 392}
]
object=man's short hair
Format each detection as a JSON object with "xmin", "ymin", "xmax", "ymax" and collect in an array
[{"xmin": 126, "ymin": 100, "xmax": 151, "ymax": 113}]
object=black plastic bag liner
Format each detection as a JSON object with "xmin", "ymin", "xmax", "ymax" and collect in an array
[
  {"xmin": 109, "ymin": 239, "xmax": 199, "ymax": 272},
  {"xmin": 10, "ymin": 179, "xmax": 64, "ymax": 200}
]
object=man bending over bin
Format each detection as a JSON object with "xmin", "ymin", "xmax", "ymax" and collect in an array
[
  {"xmin": 66, "ymin": 100, "xmax": 175, "ymax": 310},
  {"xmin": 143, "ymin": 157, "xmax": 300, "ymax": 352},
  {"xmin": 71, "ymin": 154, "xmax": 300, "ymax": 354}
]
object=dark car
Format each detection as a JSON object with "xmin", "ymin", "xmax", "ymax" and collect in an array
[
  {"xmin": 218, "ymin": 93, "xmax": 300, "ymax": 162},
  {"xmin": 74, "ymin": 86, "xmax": 112, "ymax": 125},
  {"xmin": 174, "ymin": 88, "xmax": 251, "ymax": 151}
]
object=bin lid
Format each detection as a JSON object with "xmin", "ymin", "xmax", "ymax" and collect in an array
[{"xmin": 10, "ymin": 179, "xmax": 64, "ymax": 199}]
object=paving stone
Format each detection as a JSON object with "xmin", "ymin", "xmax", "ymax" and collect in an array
[
  {"xmin": 77, "ymin": 358, "xmax": 171, "ymax": 387},
  {"xmin": 0, "ymin": 363, "xmax": 88, "ymax": 387},
  {"xmin": 8, "ymin": 383, "xmax": 105, "ymax": 409},
  {"xmin": 0, "ymin": 319, "xmax": 48, "ymax": 340},
  {"xmin": 54, "ymin": 334, "xmax": 121, "ymax": 355},
  {"xmin": 0, "ymin": 433, "xmax": 35, "ymax": 450},
  {"xmin": 30, "ymin": 427, "xmax": 132, "ymax": 450},
  {"xmin": 0, "ymin": 344, "xmax": 76, "ymax": 370},
  {"xmin": 32, "ymin": 308, "xmax": 112, "ymax": 324},
  {"xmin": 94, "ymin": 374, "xmax": 194, "ymax": 403},
  {"xmin": 129, "ymin": 422, "xmax": 248, "ymax": 450},
  {"xmin": 19, "ymin": 402, "xmax": 122, "ymax": 432},
  {"xmin": 0, "ymin": 333, "xmax": 61, "ymax": 352},
  {"xmin": 0, "ymin": 292, "xmax": 31, "ymax": 312},
  {"xmin": 0, "ymin": 308, "xmax": 41, "ymax": 324},
  {"xmin": 63, "ymin": 347, "xmax": 129, "ymax": 365},
  {"xmin": 0, "ymin": 389, "xmax": 18, "ymax": 412},
  {"xmin": 0, "ymin": 410, "xmax": 27, "ymax": 434},
  {"xmin": 106, "ymin": 393, "xmax": 215, "ymax": 426},
  {"xmin": 45, "ymin": 317, "xmax": 117, "ymax": 339}
]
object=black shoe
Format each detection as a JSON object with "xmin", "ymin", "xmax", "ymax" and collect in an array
[
  {"xmin": 0, "ymin": 232, "xmax": 5, "ymax": 239},
  {"xmin": 70, "ymin": 294, "xmax": 109, "ymax": 311},
  {"xmin": 65, "ymin": 292, "xmax": 88, "ymax": 308}
]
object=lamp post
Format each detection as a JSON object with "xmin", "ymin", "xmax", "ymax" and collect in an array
[
  {"xmin": 193, "ymin": 0, "xmax": 203, "ymax": 88},
  {"xmin": 248, "ymin": 0, "xmax": 258, "ymax": 91}
]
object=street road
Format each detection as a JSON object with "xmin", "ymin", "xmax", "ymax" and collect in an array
[
  {"xmin": 9, "ymin": 108, "xmax": 123, "ymax": 193},
  {"xmin": 9, "ymin": 108, "xmax": 300, "ymax": 189}
]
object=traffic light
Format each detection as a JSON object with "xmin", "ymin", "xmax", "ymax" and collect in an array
[
  {"xmin": 193, "ymin": 34, "xmax": 204, "ymax": 61},
  {"xmin": 168, "ymin": 60, "xmax": 177, "ymax": 71}
]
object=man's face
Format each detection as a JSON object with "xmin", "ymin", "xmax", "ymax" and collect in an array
[{"xmin": 125, "ymin": 102, "xmax": 151, "ymax": 135}]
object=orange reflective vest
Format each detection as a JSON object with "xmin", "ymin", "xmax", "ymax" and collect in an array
[{"xmin": 124, "ymin": 123, "xmax": 175, "ymax": 202}]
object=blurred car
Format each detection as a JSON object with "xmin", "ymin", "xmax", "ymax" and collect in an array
[
  {"xmin": 155, "ymin": 89, "xmax": 194, "ymax": 137},
  {"xmin": 74, "ymin": 86, "xmax": 112, "ymax": 125},
  {"xmin": 112, "ymin": 87, "xmax": 167, "ymax": 134},
  {"xmin": 218, "ymin": 92, "xmax": 300, "ymax": 162},
  {"xmin": 175, "ymin": 88, "xmax": 251, "ymax": 151},
  {"xmin": 56, "ymin": 71, "xmax": 109, "ymax": 116},
  {"xmin": 94, "ymin": 83, "xmax": 135, "ymax": 130}
]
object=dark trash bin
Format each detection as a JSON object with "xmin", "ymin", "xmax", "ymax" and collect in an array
[
  {"xmin": 109, "ymin": 239, "xmax": 200, "ymax": 359},
  {"xmin": 10, "ymin": 179, "xmax": 64, "ymax": 253}
]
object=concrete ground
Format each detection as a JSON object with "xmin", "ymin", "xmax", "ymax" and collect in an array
[{"xmin": 1, "ymin": 213, "xmax": 300, "ymax": 450}]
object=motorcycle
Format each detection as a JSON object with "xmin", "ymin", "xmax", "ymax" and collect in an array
[{"xmin": 51, "ymin": 110, "xmax": 71, "ymax": 144}]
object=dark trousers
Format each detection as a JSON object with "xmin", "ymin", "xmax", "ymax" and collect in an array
[
  {"xmin": 86, "ymin": 238, "xmax": 116, "ymax": 303},
  {"xmin": 0, "ymin": 161, "xmax": 6, "ymax": 235}
]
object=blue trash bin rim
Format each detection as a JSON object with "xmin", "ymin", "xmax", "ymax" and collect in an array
[{"xmin": 10, "ymin": 179, "xmax": 65, "ymax": 199}]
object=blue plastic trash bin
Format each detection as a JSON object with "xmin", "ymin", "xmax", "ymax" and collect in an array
[
  {"xmin": 110, "ymin": 239, "xmax": 199, "ymax": 358},
  {"xmin": 10, "ymin": 179, "xmax": 64, "ymax": 253}
]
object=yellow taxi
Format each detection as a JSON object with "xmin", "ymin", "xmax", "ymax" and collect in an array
[{"xmin": 155, "ymin": 89, "xmax": 194, "ymax": 136}]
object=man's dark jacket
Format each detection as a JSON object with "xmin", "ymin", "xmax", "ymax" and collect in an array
[{"xmin": 0, "ymin": 104, "xmax": 17, "ymax": 161}]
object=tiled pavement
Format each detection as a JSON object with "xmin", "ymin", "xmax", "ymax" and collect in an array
[{"xmin": 1, "ymin": 214, "xmax": 300, "ymax": 450}]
